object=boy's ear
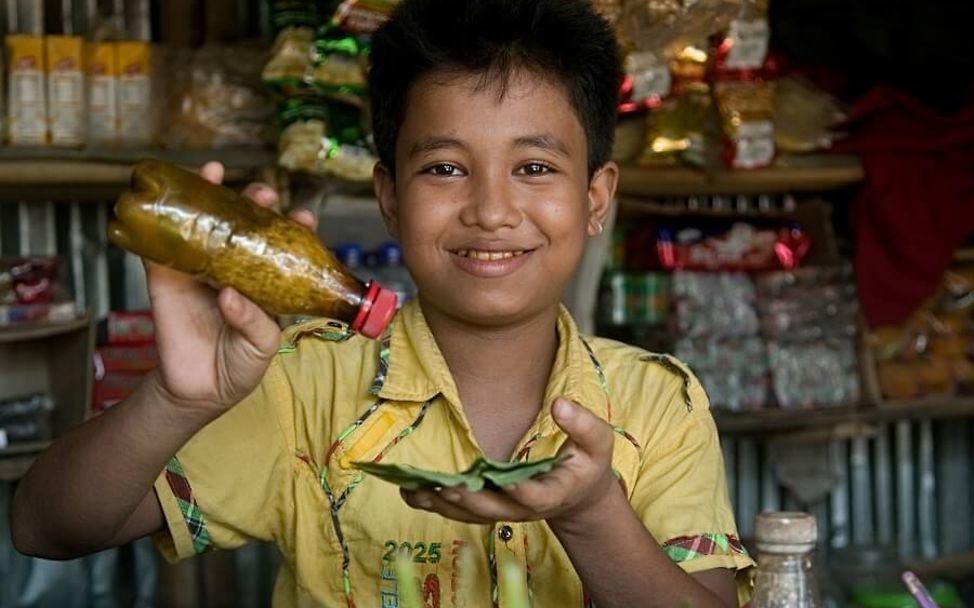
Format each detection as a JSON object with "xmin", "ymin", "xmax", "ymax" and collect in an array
[
  {"xmin": 586, "ymin": 161, "xmax": 618, "ymax": 237},
  {"xmin": 373, "ymin": 163, "xmax": 400, "ymax": 239}
]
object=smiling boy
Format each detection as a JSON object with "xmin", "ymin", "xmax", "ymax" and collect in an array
[{"xmin": 13, "ymin": 1, "xmax": 752, "ymax": 606}]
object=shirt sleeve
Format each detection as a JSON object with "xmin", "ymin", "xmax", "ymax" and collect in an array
[
  {"xmin": 152, "ymin": 357, "xmax": 294, "ymax": 563},
  {"xmin": 628, "ymin": 362, "xmax": 755, "ymax": 603}
]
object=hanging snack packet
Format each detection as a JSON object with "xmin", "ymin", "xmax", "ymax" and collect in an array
[
  {"xmin": 263, "ymin": 1, "xmax": 319, "ymax": 90},
  {"xmin": 278, "ymin": 94, "xmax": 376, "ymax": 182},
  {"xmin": 309, "ymin": 23, "xmax": 368, "ymax": 103},
  {"xmin": 712, "ymin": 0, "xmax": 776, "ymax": 169},
  {"xmin": 713, "ymin": 77, "xmax": 775, "ymax": 169},
  {"xmin": 638, "ymin": 45, "xmax": 712, "ymax": 167},
  {"xmin": 330, "ymin": 0, "xmax": 399, "ymax": 35}
]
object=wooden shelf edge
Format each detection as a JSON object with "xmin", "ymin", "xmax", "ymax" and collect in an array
[
  {"xmin": 0, "ymin": 442, "xmax": 48, "ymax": 481},
  {"xmin": 0, "ymin": 440, "xmax": 52, "ymax": 457},
  {"xmin": 715, "ymin": 397, "xmax": 974, "ymax": 436},
  {"xmin": 618, "ymin": 155, "xmax": 864, "ymax": 197},
  {"xmin": 0, "ymin": 453, "xmax": 39, "ymax": 481},
  {"xmin": 0, "ymin": 147, "xmax": 277, "ymax": 189},
  {"xmin": 0, "ymin": 317, "xmax": 91, "ymax": 343}
]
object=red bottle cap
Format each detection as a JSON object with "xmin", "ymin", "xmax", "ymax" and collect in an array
[{"xmin": 350, "ymin": 281, "xmax": 398, "ymax": 339}]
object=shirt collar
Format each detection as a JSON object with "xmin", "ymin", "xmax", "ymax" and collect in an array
[{"xmin": 371, "ymin": 300, "xmax": 610, "ymax": 424}]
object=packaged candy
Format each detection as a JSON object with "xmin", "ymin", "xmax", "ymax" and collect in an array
[
  {"xmin": 673, "ymin": 271, "xmax": 758, "ymax": 337},
  {"xmin": 0, "ymin": 257, "xmax": 61, "ymax": 305},
  {"xmin": 657, "ymin": 221, "xmax": 811, "ymax": 272},
  {"xmin": 756, "ymin": 266, "xmax": 860, "ymax": 408},
  {"xmin": 675, "ymin": 335, "xmax": 769, "ymax": 411}
]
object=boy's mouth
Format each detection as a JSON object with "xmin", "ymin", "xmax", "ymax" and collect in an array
[{"xmin": 453, "ymin": 249, "xmax": 530, "ymax": 261}]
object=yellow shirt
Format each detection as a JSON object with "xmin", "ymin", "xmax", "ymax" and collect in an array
[{"xmin": 154, "ymin": 300, "xmax": 753, "ymax": 607}]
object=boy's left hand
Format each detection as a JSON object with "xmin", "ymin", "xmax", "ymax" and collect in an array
[{"xmin": 401, "ymin": 398, "xmax": 621, "ymax": 529}]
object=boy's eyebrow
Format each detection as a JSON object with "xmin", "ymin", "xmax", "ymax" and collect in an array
[
  {"xmin": 513, "ymin": 134, "xmax": 571, "ymax": 157},
  {"xmin": 409, "ymin": 136, "xmax": 465, "ymax": 158}
]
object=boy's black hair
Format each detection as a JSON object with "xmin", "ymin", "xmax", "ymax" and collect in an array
[{"xmin": 369, "ymin": 0, "xmax": 622, "ymax": 178}]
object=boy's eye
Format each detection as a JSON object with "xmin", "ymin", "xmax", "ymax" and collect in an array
[
  {"xmin": 424, "ymin": 163, "xmax": 463, "ymax": 177},
  {"xmin": 519, "ymin": 162, "xmax": 552, "ymax": 176}
]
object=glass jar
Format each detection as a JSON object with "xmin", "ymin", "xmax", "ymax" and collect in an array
[{"xmin": 751, "ymin": 511, "xmax": 822, "ymax": 608}]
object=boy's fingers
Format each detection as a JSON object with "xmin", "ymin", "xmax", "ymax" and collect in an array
[
  {"xmin": 217, "ymin": 287, "xmax": 281, "ymax": 358},
  {"xmin": 400, "ymin": 490, "xmax": 493, "ymax": 524},
  {"xmin": 241, "ymin": 182, "xmax": 280, "ymax": 208},
  {"xmin": 288, "ymin": 208, "xmax": 318, "ymax": 230},
  {"xmin": 504, "ymin": 469, "xmax": 574, "ymax": 512},
  {"xmin": 200, "ymin": 161, "xmax": 225, "ymax": 185},
  {"xmin": 437, "ymin": 488, "xmax": 530, "ymax": 522},
  {"xmin": 552, "ymin": 399, "xmax": 613, "ymax": 462}
]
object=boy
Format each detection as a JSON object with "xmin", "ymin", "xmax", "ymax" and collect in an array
[{"xmin": 13, "ymin": 0, "xmax": 752, "ymax": 606}]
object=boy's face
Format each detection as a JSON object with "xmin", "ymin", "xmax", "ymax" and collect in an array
[{"xmin": 375, "ymin": 69, "xmax": 617, "ymax": 327}]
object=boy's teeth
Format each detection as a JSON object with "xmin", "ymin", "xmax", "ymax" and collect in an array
[{"xmin": 458, "ymin": 249, "xmax": 524, "ymax": 260}]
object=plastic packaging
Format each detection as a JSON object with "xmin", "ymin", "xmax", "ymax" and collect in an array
[
  {"xmin": 86, "ymin": 41, "xmax": 119, "ymax": 145},
  {"xmin": 774, "ymin": 76, "xmax": 847, "ymax": 154},
  {"xmin": 116, "ymin": 41, "xmax": 154, "ymax": 146},
  {"xmin": 166, "ymin": 45, "xmax": 276, "ymax": 150},
  {"xmin": 0, "ymin": 393, "xmax": 55, "ymax": 446},
  {"xmin": 6, "ymin": 34, "xmax": 47, "ymax": 145},
  {"xmin": 108, "ymin": 160, "xmax": 397, "ymax": 338},
  {"xmin": 46, "ymin": 35, "xmax": 85, "ymax": 147}
]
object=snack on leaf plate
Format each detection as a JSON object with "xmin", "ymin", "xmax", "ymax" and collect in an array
[{"xmin": 354, "ymin": 455, "xmax": 567, "ymax": 491}]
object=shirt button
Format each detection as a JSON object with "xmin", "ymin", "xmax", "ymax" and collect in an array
[{"xmin": 498, "ymin": 525, "xmax": 514, "ymax": 542}]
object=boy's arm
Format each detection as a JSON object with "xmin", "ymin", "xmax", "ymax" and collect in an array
[
  {"xmin": 12, "ymin": 373, "xmax": 217, "ymax": 558},
  {"xmin": 12, "ymin": 166, "xmax": 295, "ymax": 560},
  {"xmin": 548, "ymin": 481, "xmax": 737, "ymax": 607},
  {"xmin": 401, "ymin": 398, "xmax": 740, "ymax": 608}
]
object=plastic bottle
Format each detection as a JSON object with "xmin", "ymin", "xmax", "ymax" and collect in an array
[
  {"xmin": 751, "ymin": 512, "xmax": 823, "ymax": 608},
  {"xmin": 375, "ymin": 241, "xmax": 415, "ymax": 307},
  {"xmin": 108, "ymin": 160, "xmax": 397, "ymax": 338},
  {"xmin": 334, "ymin": 243, "xmax": 365, "ymax": 279}
]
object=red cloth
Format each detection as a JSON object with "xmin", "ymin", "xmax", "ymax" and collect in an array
[{"xmin": 833, "ymin": 86, "xmax": 974, "ymax": 327}]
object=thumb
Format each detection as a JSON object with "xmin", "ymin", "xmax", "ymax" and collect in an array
[
  {"xmin": 552, "ymin": 398, "xmax": 613, "ymax": 460},
  {"xmin": 218, "ymin": 287, "xmax": 281, "ymax": 359}
]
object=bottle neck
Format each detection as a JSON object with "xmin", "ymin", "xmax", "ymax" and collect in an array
[{"xmin": 756, "ymin": 551, "xmax": 816, "ymax": 573}]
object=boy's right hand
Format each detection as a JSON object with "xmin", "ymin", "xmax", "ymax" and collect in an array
[{"xmin": 146, "ymin": 162, "xmax": 319, "ymax": 417}]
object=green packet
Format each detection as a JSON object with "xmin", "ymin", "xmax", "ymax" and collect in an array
[{"xmin": 353, "ymin": 455, "xmax": 567, "ymax": 492}]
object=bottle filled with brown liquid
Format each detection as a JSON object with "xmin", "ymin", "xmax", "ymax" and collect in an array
[{"xmin": 108, "ymin": 160, "xmax": 397, "ymax": 338}]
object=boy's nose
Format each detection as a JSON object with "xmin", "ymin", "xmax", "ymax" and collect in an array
[{"xmin": 460, "ymin": 175, "xmax": 522, "ymax": 231}]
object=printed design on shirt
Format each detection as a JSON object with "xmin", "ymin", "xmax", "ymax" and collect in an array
[
  {"xmin": 379, "ymin": 541, "xmax": 443, "ymax": 608},
  {"xmin": 277, "ymin": 320, "xmax": 352, "ymax": 354},
  {"xmin": 640, "ymin": 353, "xmax": 694, "ymax": 413},
  {"xmin": 661, "ymin": 533, "xmax": 749, "ymax": 563},
  {"xmin": 369, "ymin": 324, "xmax": 395, "ymax": 395},
  {"xmin": 448, "ymin": 540, "xmax": 469, "ymax": 607},
  {"xmin": 488, "ymin": 530, "xmax": 499, "ymax": 608},
  {"xmin": 523, "ymin": 533, "xmax": 534, "ymax": 607},
  {"xmin": 164, "ymin": 456, "xmax": 212, "ymax": 555}
]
